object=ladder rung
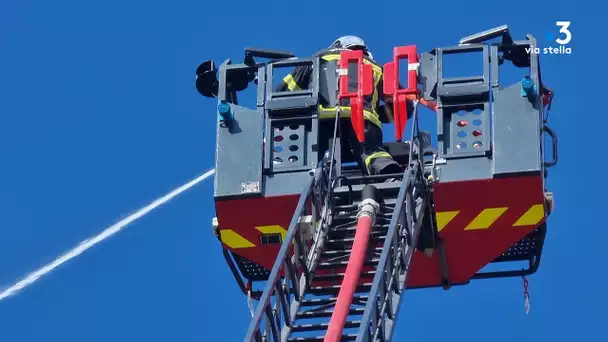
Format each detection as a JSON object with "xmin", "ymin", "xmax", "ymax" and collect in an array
[
  {"xmin": 331, "ymin": 215, "xmax": 392, "ymax": 226},
  {"xmin": 334, "ymin": 204, "xmax": 358, "ymax": 211},
  {"xmin": 296, "ymin": 307, "xmax": 365, "ymax": 319},
  {"xmin": 329, "ymin": 212, "xmax": 392, "ymax": 224},
  {"xmin": 300, "ymin": 295, "xmax": 368, "ymax": 307},
  {"xmin": 326, "ymin": 235, "xmax": 387, "ymax": 245},
  {"xmin": 292, "ymin": 320, "xmax": 360, "ymax": 332},
  {"xmin": 312, "ymin": 270, "xmax": 376, "ymax": 282},
  {"xmin": 329, "ymin": 226, "xmax": 389, "ymax": 237},
  {"xmin": 288, "ymin": 334, "xmax": 357, "ymax": 342},
  {"xmin": 317, "ymin": 259, "xmax": 379, "ymax": 269},
  {"xmin": 309, "ymin": 283, "xmax": 372, "ymax": 295},
  {"xmin": 321, "ymin": 247, "xmax": 383, "ymax": 257}
]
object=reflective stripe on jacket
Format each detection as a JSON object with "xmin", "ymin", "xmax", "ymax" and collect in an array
[{"xmin": 276, "ymin": 48, "xmax": 384, "ymax": 128}]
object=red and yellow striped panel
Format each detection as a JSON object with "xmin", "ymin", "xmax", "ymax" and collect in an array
[
  {"xmin": 436, "ymin": 203, "xmax": 545, "ymax": 233},
  {"xmin": 219, "ymin": 225, "xmax": 289, "ymax": 250}
]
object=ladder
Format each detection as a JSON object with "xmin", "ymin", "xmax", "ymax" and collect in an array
[{"xmin": 244, "ymin": 129, "xmax": 430, "ymax": 342}]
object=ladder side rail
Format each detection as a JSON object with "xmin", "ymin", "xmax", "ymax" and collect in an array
[
  {"xmin": 280, "ymin": 164, "xmax": 335, "ymax": 340},
  {"xmin": 355, "ymin": 109, "xmax": 428, "ymax": 342},
  {"xmin": 305, "ymin": 163, "xmax": 335, "ymax": 274},
  {"xmin": 355, "ymin": 160, "xmax": 427, "ymax": 342},
  {"xmin": 354, "ymin": 167, "xmax": 411, "ymax": 342},
  {"xmin": 244, "ymin": 167, "xmax": 328, "ymax": 342},
  {"xmin": 379, "ymin": 166, "xmax": 427, "ymax": 341},
  {"xmin": 244, "ymin": 174, "xmax": 313, "ymax": 342}
]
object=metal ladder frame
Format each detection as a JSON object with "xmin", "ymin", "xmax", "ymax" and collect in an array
[
  {"xmin": 244, "ymin": 107, "xmax": 430, "ymax": 341},
  {"xmin": 243, "ymin": 162, "xmax": 332, "ymax": 342}
]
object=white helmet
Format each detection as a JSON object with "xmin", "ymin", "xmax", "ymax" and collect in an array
[
  {"xmin": 330, "ymin": 36, "xmax": 373, "ymax": 59},
  {"xmin": 330, "ymin": 35, "xmax": 367, "ymax": 50}
]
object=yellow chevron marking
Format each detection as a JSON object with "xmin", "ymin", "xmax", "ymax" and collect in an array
[
  {"xmin": 465, "ymin": 207, "xmax": 508, "ymax": 231},
  {"xmin": 219, "ymin": 229, "xmax": 256, "ymax": 249},
  {"xmin": 435, "ymin": 211, "xmax": 459, "ymax": 232},
  {"xmin": 513, "ymin": 204, "xmax": 545, "ymax": 227},
  {"xmin": 255, "ymin": 225, "xmax": 288, "ymax": 241}
]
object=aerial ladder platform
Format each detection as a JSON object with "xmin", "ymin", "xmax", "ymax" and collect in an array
[{"xmin": 195, "ymin": 25, "xmax": 558, "ymax": 342}]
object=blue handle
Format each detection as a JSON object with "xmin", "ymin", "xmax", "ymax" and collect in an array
[
  {"xmin": 521, "ymin": 76, "xmax": 536, "ymax": 97},
  {"xmin": 217, "ymin": 100, "xmax": 234, "ymax": 121}
]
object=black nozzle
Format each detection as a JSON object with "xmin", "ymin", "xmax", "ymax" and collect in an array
[
  {"xmin": 195, "ymin": 60, "xmax": 219, "ymax": 98},
  {"xmin": 362, "ymin": 184, "xmax": 382, "ymax": 204}
]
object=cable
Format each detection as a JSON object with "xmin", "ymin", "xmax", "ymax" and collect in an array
[{"xmin": 0, "ymin": 168, "xmax": 216, "ymax": 302}]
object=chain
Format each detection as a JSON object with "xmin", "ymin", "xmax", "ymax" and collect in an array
[{"xmin": 523, "ymin": 275, "xmax": 530, "ymax": 315}]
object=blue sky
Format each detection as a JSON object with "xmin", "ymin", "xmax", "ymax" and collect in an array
[{"xmin": 0, "ymin": 0, "xmax": 602, "ymax": 341}]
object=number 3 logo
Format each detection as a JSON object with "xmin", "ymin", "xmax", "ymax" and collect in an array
[{"xmin": 556, "ymin": 21, "xmax": 572, "ymax": 45}]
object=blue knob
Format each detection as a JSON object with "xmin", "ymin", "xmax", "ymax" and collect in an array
[
  {"xmin": 521, "ymin": 76, "xmax": 536, "ymax": 97},
  {"xmin": 217, "ymin": 100, "xmax": 233, "ymax": 121}
]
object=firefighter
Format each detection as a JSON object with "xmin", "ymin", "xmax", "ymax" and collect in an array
[{"xmin": 277, "ymin": 36, "xmax": 411, "ymax": 179}]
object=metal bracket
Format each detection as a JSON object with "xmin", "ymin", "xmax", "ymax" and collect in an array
[
  {"xmin": 338, "ymin": 49, "xmax": 374, "ymax": 143},
  {"xmin": 265, "ymin": 58, "xmax": 319, "ymax": 111},
  {"xmin": 384, "ymin": 45, "xmax": 419, "ymax": 142},
  {"xmin": 459, "ymin": 24, "xmax": 513, "ymax": 45},
  {"xmin": 436, "ymin": 44, "xmax": 490, "ymax": 101}
]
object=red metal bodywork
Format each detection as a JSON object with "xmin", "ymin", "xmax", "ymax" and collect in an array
[
  {"xmin": 215, "ymin": 194, "xmax": 300, "ymax": 270},
  {"xmin": 216, "ymin": 174, "xmax": 546, "ymax": 289},
  {"xmin": 407, "ymin": 174, "xmax": 546, "ymax": 287}
]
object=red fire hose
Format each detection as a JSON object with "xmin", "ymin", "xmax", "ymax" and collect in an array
[{"xmin": 325, "ymin": 185, "xmax": 379, "ymax": 342}]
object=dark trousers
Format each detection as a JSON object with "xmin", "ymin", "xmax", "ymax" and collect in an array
[{"xmin": 348, "ymin": 121, "xmax": 402, "ymax": 176}]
